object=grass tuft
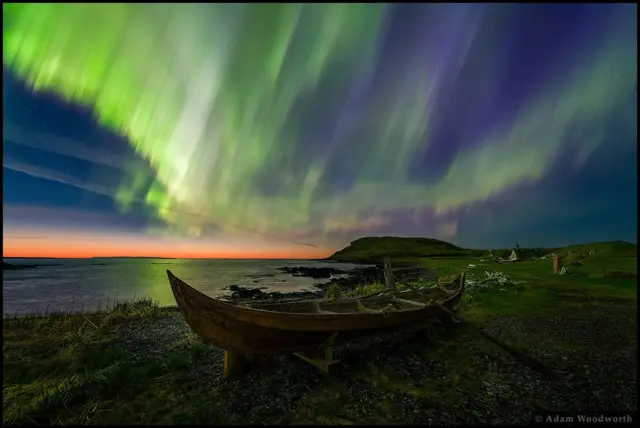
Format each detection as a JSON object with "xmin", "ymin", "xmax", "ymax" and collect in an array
[
  {"xmin": 324, "ymin": 283, "xmax": 343, "ymax": 300},
  {"xmin": 3, "ymin": 297, "xmax": 168, "ymax": 425}
]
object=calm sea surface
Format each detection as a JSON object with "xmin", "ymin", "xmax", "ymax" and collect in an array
[{"xmin": 2, "ymin": 258, "xmax": 369, "ymax": 316}]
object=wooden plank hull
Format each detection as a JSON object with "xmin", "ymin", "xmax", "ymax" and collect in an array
[{"xmin": 167, "ymin": 270, "xmax": 465, "ymax": 355}]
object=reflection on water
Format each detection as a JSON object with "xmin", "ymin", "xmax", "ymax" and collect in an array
[{"xmin": 2, "ymin": 259, "xmax": 368, "ymax": 316}]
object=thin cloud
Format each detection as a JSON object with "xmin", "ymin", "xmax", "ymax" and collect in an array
[
  {"xmin": 0, "ymin": 235, "xmax": 49, "ymax": 241},
  {"xmin": 3, "ymin": 156, "xmax": 119, "ymax": 197},
  {"xmin": 290, "ymin": 241, "xmax": 318, "ymax": 248},
  {"xmin": 3, "ymin": 123, "xmax": 149, "ymax": 172}
]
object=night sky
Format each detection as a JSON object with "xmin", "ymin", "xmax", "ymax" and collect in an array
[{"xmin": 2, "ymin": 4, "xmax": 637, "ymax": 259}]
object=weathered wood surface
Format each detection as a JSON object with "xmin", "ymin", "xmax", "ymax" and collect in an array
[
  {"xmin": 166, "ymin": 270, "xmax": 465, "ymax": 359},
  {"xmin": 224, "ymin": 351, "xmax": 251, "ymax": 379},
  {"xmin": 293, "ymin": 332, "xmax": 340, "ymax": 373},
  {"xmin": 384, "ymin": 256, "xmax": 396, "ymax": 290}
]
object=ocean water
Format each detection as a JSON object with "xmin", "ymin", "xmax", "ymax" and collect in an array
[{"xmin": 2, "ymin": 258, "xmax": 368, "ymax": 316}]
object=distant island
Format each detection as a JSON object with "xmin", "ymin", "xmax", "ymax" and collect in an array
[
  {"xmin": 3, "ymin": 262, "xmax": 50, "ymax": 270},
  {"xmin": 2, "ymin": 257, "xmax": 173, "ymax": 270},
  {"xmin": 3, "ymin": 257, "xmax": 60, "ymax": 260},
  {"xmin": 90, "ymin": 257, "xmax": 176, "ymax": 259}
]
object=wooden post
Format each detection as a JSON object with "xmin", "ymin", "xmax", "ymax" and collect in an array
[
  {"xmin": 384, "ymin": 256, "xmax": 395, "ymax": 291},
  {"xmin": 224, "ymin": 351, "xmax": 250, "ymax": 379},
  {"xmin": 553, "ymin": 254, "xmax": 559, "ymax": 274}
]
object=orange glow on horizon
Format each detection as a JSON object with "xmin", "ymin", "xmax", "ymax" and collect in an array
[{"xmin": 3, "ymin": 229, "xmax": 333, "ymax": 259}]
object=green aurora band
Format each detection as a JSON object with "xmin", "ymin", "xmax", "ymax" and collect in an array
[{"xmin": 3, "ymin": 4, "xmax": 637, "ymax": 245}]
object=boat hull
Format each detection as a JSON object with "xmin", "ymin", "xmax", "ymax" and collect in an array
[{"xmin": 167, "ymin": 270, "xmax": 465, "ymax": 355}]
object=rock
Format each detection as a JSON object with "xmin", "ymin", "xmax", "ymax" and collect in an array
[
  {"xmin": 229, "ymin": 285, "xmax": 265, "ymax": 299},
  {"xmin": 221, "ymin": 286, "xmax": 323, "ymax": 303},
  {"xmin": 277, "ymin": 266, "xmax": 347, "ymax": 279}
]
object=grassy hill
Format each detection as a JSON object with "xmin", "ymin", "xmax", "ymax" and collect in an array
[
  {"xmin": 546, "ymin": 241, "xmax": 637, "ymax": 276},
  {"xmin": 328, "ymin": 237, "xmax": 636, "ymax": 265},
  {"xmin": 548, "ymin": 240, "xmax": 636, "ymax": 259},
  {"xmin": 327, "ymin": 236, "xmax": 482, "ymax": 263}
]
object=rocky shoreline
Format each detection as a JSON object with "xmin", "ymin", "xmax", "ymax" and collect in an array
[{"xmin": 220, "ymin": 262, "xmax": 405, "ymax": 302}]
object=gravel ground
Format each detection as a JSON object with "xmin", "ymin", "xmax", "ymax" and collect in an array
[{"xmin": 113, "ymin": 300, "xmax": 637, "ymax": 425}]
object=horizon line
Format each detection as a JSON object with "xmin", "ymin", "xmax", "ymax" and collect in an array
[{"xmin": 3, "ymin": 256, "xmax": 328, "ymax": 260}]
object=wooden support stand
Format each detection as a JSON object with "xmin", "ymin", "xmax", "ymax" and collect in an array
[
  {"xmin": 294, "ymin": 347, "xmax": 339, "ymax": 374},
  {"xmin": 293, "ymin": 332, "xmax": 340, "ymax": 374},
  {"xmin": 223, "ymin": 351, "xmax": 253, "ymax": 379}
]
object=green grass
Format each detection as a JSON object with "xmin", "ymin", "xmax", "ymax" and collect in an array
[
  {"xmin": 552, "ymin": 240, "xmax": 637, "ymax": 259},
  {"xmin": 327, "ymin": 236, "xmax": 636, "ymax": 266},
  {"xmin": 4, "ymin": 252, "xmax": 637, "ymax": 425},
  {"xmin": 3, "ymin": 298, "xmax": 171, "ymax": 424},
  {"xmin": 303, "ymin": 254, "xmax": 636, "ymax": 423},
  {"xmin": 325, "ymin": 252, "xmax": 636, "ymax": 319}
]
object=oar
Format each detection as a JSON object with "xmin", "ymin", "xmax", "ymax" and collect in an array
[{"xmin": 436, "ymin": 304, "xmax": 561, "ymax": 382}]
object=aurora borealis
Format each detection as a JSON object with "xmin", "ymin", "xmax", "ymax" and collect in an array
[{"xmin": 3, "ymin": 3, "xmax": 637, "ymax": 258}]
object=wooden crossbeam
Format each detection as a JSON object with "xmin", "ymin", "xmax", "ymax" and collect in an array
[
  {"xmin": 314, "ymin": 301, "xmax": 338, "ymax": 314},
  {"xmin": 293, "ymin": 332, "xmax": 340, "ymax": 373},
  {"xmin": 355, "ymin": 298, "xmax": 379, "ymax": 314},
  {"xmin": 317, "ymin": 332, "xmax": 339, "ymax": 351},
  {"xmin": 294, "ymin": 349, "xmax": 339, "ymax": 373},
  {"xmin": 389, "ymin": 299, "xmax": 404, "ymax": 310},
  {"xmin": 392, "ymin": 297, "xmax": 426, "ymax": 307}
]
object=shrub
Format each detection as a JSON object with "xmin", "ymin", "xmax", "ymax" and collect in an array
[{"xmin": 324, "ymin": 284, "xmax": 342, "ymax": 300}]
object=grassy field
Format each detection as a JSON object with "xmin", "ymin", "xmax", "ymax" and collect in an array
[
  {"xmin": 327, "ymin": 236, "xmax": 484, "ymax": 263},
  {"xmin": 3, "ymin": 252, "xmax": 637, "ymax": 424}
]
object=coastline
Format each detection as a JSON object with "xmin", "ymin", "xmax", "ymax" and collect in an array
[
  {"xmin": 2, "ymin": 259, "xmax": 376, "ymax": 316},
  {"xmin": 4, "ymin": 279, "xmax": 636, "ymax": 424},
  {"xmin": 4, "ymin": 251, "xmax": 637, "ymax": 424}
]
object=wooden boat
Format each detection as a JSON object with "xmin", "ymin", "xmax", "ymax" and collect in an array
[{"xmin": 166, "ymin": 269, "xmax": 465, "ymax": 377}]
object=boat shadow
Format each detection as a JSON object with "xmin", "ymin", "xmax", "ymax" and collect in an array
[
  {"xmin": 328, "ymin": 320, "xmax": 464, "ymax": 374},
  {"xmin": 241, "ymin": 319, "xmax": 465, "ymax": 379},
  {"xmin": 207, "ymin": 320, "xmax": 466, "ymax": 422}
]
